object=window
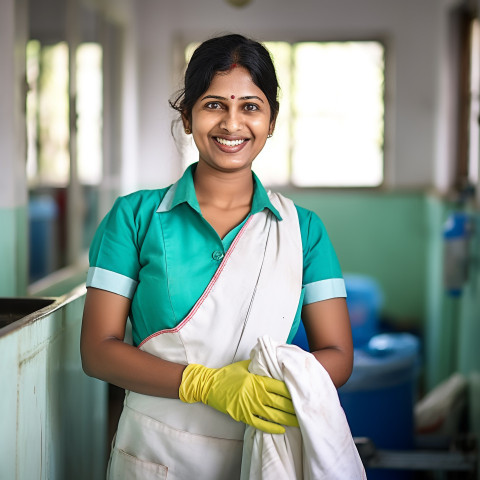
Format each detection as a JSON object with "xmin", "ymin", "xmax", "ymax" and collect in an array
[
  {"xmin": 26, "ymin": 41, "xmax": 103, "ymax": 188},
  {"xmin": 76, "ymin": 43, "xmax": 104, "ymax": 186},
  {"xmin": 461, "ymin": 16, "xmax": 479, "ymax": 189},
  {"xmin": 26, "ymin": 41, "xmax": 70, "ymax": 187},
  {"xmin": 183, "ymin": 40, "xmax": 385, "ymax": 187},
  {"xmin": 26, "ymin": 40, "xmax": 103, "ymax": 282},
  {"xmin": 470, "ymin": 19, "xmax": 480, "ymax": 188}
]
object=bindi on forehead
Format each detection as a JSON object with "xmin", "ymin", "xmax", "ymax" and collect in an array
[{"xmin": 231, "ymin": 95, "xmax": 235, "ymax": 99}]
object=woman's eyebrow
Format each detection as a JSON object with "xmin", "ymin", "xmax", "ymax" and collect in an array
[
  {"xmin": 201, "ymin": 95, "xmax": 226, "ymax": 101},
  {"xmin": 240, "ymin": 96, "xmax": 264, "ymax": 103},
  {"xmin": 200, "ymin": 94, "xmax": 264, "ymax": 103}
]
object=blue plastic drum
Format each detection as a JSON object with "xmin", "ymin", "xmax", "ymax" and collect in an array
[{"xmin": 339, "ymin": 333, "xmax": 421, "ymax": 480}]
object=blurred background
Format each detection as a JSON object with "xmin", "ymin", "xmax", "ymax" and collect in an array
[{"xmin": 0, "ymin": 0, "xmax": 479, "ymax": 478}]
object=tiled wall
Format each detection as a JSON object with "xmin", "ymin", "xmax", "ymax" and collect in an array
[
  {"xmin": 0, "ymin": 205, "xmax": 28, "ymax": 296},
  {"xmin": 284, "ymin": 190, "xmax": 428, "ymax": 327},
  {"xmin": 457, "ymin": 213, "xmax": 480, "ymax": 455}
]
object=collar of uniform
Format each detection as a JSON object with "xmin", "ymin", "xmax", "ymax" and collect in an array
[
  {"xmin": 156, "ymin": 163, "xmax": 202, "ymax": 214},
  {"xmin": 251, "ymin": 171, "xmax": 282, "ymax": 220},
  {"xmin": 157, "ymin": 163, "xmax": 282, "ymax": 221}
]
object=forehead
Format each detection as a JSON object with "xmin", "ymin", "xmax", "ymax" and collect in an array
[{"xmin": 204, "ymin": 67, "xmax": 266, "ymax": 97}]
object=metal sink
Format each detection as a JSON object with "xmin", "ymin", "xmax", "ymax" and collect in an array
[{"xmin": 0, "ymin": 297, "xmax": 56, "ymax": 329}]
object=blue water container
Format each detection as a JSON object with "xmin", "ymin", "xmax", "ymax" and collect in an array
[
  {"xmin": 339, "ymin": 333, "xmax": 420, "ymax": 480},
  {"xmin": 291, "ymin": 274, "xmax": 383, "ymax": 352},
  {"xmin": 344, "ymin": 274, "xmax": 384, "ymax": 347},
  {"xmin": 29, "ymin": 196, "xmax": 58, "ymax": 281}
]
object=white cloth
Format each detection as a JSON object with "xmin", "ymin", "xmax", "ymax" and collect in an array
[{"xmin": 241, "ymin": 336, "xmax": 367, "ymax": 480}]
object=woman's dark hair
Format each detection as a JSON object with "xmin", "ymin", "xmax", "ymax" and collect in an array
[{"xmin": 170, "ymin": 34, "xmax": 279, "ymax": 124}]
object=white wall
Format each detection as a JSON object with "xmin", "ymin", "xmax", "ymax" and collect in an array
[
  {"xmin": 0, "ymin": 0, "xmax": 29, "ymax": 295},
  {"xmin": 129, "ymin": 0, "xmax": 457, "ymax": 191},
  {"xmin": 100, "ymin": 0, "xmax": 141, "ymax": 197},
  {"xmin": 0, "ymin": 0, "xmax": 28, "ymax": 209}
]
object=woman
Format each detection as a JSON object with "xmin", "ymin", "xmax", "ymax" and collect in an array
[{"xmin": 81, "ymin": 33, "xmax": 354, "ymax": 479}]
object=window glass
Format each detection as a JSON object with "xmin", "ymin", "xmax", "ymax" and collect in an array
[
  {"xmin": 468, "ymin": 19, "xmax": 479, "ymax": 187},
  {"xmin": 27, "ymin": 41, "xmax": 70, "ymax": 187},
  {"xmin": 77, "ymin": 43, "xmax": 103, "ymax": 185},
  {"xmin": 290, "ymin": 42, "xmax": 384, "ymax": 187}
]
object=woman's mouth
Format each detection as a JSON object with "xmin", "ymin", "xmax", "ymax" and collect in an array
[
  {"xmin": 215, "ymin": 137, "xmax": 246, "ymax": 147},
  {"xmin": 214, "ymin": 137, "xmax": 248, "ymax": 152}
]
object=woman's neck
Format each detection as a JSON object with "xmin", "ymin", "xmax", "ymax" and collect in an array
[
  {"xmin": 193, "ymin": 161, "xmax": 255, "ymax": 239},
  {"xmin": 193, "ymin": 161, "xmax": 254, "ymax": 210}
]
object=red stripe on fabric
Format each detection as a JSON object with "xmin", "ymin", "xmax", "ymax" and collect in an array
[{"xmin": 138, "ymin": 216, "xmax": 254, "ymax": 348}]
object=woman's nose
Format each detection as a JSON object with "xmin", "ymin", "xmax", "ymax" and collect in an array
[{"xmin": 221, "ymin": 108, "xmax": 242, "ymax": 132}]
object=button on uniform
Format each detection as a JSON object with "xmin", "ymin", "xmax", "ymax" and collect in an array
[{"xmin": 212, "ymin": 250, "xmax": 224, "ymax": 261}]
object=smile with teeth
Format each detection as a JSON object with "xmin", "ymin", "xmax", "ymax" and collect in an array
[{"xmin": 215, "ymin": 137, "xmax": 246, "ymax": 147}]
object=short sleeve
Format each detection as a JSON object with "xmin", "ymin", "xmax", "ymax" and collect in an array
[
  {"xmin": 86, "ymin": 196, "xmax": 140, "ymax": 299},
  {"xmin": 297, "ymin": 206, "xmax": 346, "ymax": 305}
]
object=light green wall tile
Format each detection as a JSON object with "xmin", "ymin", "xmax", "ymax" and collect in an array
[
  {"xmin": 457, "ymin": 213, "xmax": 480, "ymax": 444},
  {"xmin": 283, "ymin": 190, "xmax": 427, "ymax": 326},
  {"xmin": 423, "ymin": 196, "xmax": 449, "ymax": 389},
  {"xmin": 0, "ymin": 205, "xmax": 28, "ymax": 296}
]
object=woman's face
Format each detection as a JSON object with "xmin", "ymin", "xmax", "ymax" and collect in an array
[{"xmin": 185, "ymin": 66, "xmax": 275, "ymax": 174}]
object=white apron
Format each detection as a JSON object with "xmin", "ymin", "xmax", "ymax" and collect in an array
[{"xmin": 107, "ymin": 192, "xmax": 303, "ymax": 480}]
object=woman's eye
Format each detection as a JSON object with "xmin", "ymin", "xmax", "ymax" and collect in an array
[
  {"xmin": 205, "ymin": 102, "xmax": 222, "ymax": 109},
  {"xmin": 244, "ymin": 103, "xmax": 259, "ymax": 112}
]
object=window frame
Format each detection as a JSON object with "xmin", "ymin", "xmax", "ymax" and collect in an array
[{"xmin": 453, "ymin": 9, "xmax": 479, "ymax": 196}]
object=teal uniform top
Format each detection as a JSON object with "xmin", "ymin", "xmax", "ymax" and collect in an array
[{"xmin": 87, "ymin": 163, "xmax": 346, "ymax": 347}]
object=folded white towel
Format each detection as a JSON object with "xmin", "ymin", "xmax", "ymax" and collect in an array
[{"xmin": 241, "ymin": 336, "xmax": 366, "ymax": 480}]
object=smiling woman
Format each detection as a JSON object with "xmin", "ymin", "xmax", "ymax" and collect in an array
[
  {"xmin": 81, "ymin": 33, "xmax": 361, "ymax": 480},
  {"xmin": 183, "ymin": 66, "xmax": 273, "ymax": 177}
]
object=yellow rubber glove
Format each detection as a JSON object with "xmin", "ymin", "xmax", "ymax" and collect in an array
[{"xmin": 179, "ymin": 360, "xmax": 298, "ymax": 434}]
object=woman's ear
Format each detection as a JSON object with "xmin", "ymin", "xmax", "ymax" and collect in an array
[
  {"xmin": 268, "ymin": 115, "xmax": 277, "ymax": 137},
  {"xmin": 181, "ymin": 112, "xmax": 191, "ymax": 134}
]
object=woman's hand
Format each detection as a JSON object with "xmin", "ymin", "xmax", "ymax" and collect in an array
[{"xmin": 179, "ymin": 360, "xmax": 298, "ymax": 433}]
